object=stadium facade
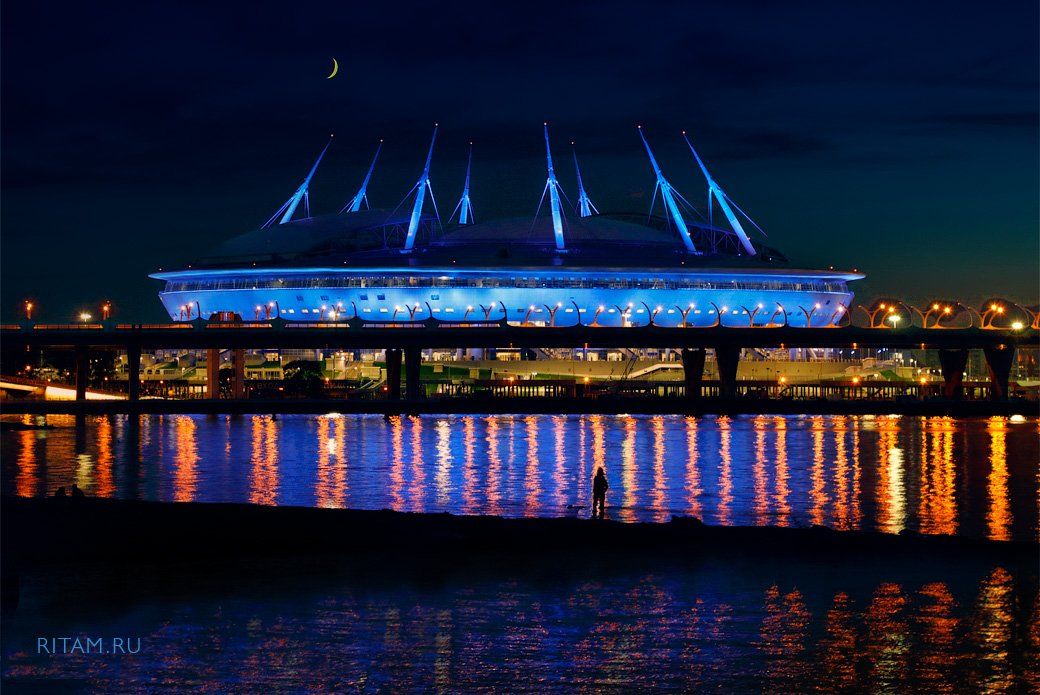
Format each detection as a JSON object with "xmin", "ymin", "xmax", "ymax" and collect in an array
[{"xmin": 153, "ymin": 125, "xmax": 863, "ymax": 328}]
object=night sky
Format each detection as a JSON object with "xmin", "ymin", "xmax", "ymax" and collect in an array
[{"xmin": 2, "ymin": 1, "xmax": 1037, "ymax": 321}]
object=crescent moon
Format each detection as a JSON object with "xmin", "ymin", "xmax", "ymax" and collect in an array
[{"xmin": 326, "ymin": 58, "xmax": 339, "ymax": 79}]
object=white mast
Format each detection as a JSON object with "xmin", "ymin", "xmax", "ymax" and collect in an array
[
  {"xmin": 572, "ymin": 142, "xmax": 598, "ymax": 218},
  {"xmin": 342, "ymin": 140, "xmax": 382, "ymax": 213},
  {"xmin": 450, "ymin": 142, "xmax": 475, "ymax": 225},
  {"xmin": 262, "ymin": 135, "xmax": 333, "ymax": 228},
  {"xmin": 637, "ymin": 126, "xmax": 698, "ymax": 254},
  {"xmin": 535, "ymin": 123, "xmax": 567, "ymax": 250},
  {"xmin": 682, "ymin": 131, "xmax": 758, "ymax": 256},
  {"xmin": 403, "ymin": 124, "xmax": 440, "ymax": 251}
]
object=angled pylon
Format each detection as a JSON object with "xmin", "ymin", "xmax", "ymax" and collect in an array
[
  {"xmin": 535, "ymin": 123, "xmax": 567, "ymax": 250},
  {"xmin": 342, "ymin": 140, "xmax": 383, "ymax": 213},
  {"xmin": 682, "ymin": 131, "xmax": 757, "ymax": 256},
  {"xmin": 262, "ymin": 136, "xmax": 333, "ymax": 228},
  {"xmin": 450, "ymin": 143, "xmax": 475, "ymax": 225},
  {"xmin": 403, "ymin": 124, "xmax": 441, "ymax": 251},
  {"xmin": 637, "ymin": 126, "xmax": 698, "ymax": 254},
  {"xmin": 572, "ymin": 142, "xmax": 598, "ymax": 218}
]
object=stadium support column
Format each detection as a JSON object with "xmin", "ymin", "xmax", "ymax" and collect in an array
[
  {"xmin": 680, "ymin": 348, "xmax": 706, "ymax": 399},
  {"xmin": 206, "ymin": 348, "xmax": 220, "ymax": 399},
  {"xmin": 983, "ymin": 345, "xmax": 1015, "ymax": 401},
  {"xmin": 74, "ymin": 346, "xmax": 89, "ymax": 401},
  {"xmin": 405, "ymin": 347, "xmax": 422, "ymax": 401},
  {"xmin": 385, "ymin": 349, "xmax": 402, "ymax": 401},
  {"xmin": 232, "ymin": 348, "xmax": 246, "ymax": 399},
  {"xmin": 127, "ymin": 344, "xmax": 141, "ymax": 401},
  {"xmin": 714, "ymin": 346, "xmax": 740, "ymax": 399},
  {"xmin": 938, "ymin": 349, "xmax": 968, "ymax": 400}
]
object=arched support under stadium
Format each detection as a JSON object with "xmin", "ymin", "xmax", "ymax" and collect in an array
[{"xmin": 983, "ymin": 344, "xmax": 1015, "ymax": 401}]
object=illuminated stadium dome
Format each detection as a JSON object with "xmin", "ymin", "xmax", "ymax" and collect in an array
[{"xmin": 153, "ymin": 125, "xmax": 863, "ymax": 327}]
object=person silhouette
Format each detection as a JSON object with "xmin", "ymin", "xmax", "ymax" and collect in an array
[
  {"xmin": 70, "ymin": 484, "xmax": 85, "ymax": 499},
  {"xmin": 592, "ymin": 467, "xmax": 609, "ymax": 519}
]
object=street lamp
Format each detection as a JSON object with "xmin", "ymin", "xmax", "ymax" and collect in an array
[
  {"xmin": 675, "ymin": 303, "xmax": 695, "ymax": 327},
  {"xmin": 79, "ymin": 312, "xmax": 93, "ymax": 323},
  {"xmin": 591, "ymin": 305, "xmax": 606, "ymax": 327},
  {"xmin": 888, "ymin": 314, "xmax": 901, "ymax": 328},
  {"xmin": 523, "ymin": 305, "xmax": 537, "ymax": 326},
  {"xmin": 543, "ymin": 302, "xmax": 563, "ymax": 326},
  {"xmin": 101, "ymin": 302, "xmax": 111, "ymax": 321},
  {"xmin": 24, "ymin": 300, "xmax": 33, "ymax": 320},
  {"xmin": 981, "ymin": 303, "xmax": 1006, "ymax": 329}
]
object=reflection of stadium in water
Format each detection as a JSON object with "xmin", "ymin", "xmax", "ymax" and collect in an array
[
  {"xmin": 153, "ymin": 127, "xmax": 863, "ymax": 326},
  {"xmin": 4, "ymin": 414, "xmax": 1034, "ymax": 542}
]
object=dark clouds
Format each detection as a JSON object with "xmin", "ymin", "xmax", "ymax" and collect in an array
[{"xmin": 2, "ymin": 0, "xmax": 1037, "ymax": 319}]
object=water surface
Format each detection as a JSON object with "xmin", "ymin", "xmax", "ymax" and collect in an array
[
  {"xmin": 3, "ymin": 413, "xmax": 1036, "ymax": 541},
  {"xmin": 2, "ymin": 557, "xmax": 1037, "ymax": 691}
]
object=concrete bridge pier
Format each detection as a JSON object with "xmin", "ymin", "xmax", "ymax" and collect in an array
[
  {"xmin": 385, "ymin": 349, "xmax": 403, "ymax": 401},
  {"xmin": 938, "ymin": 349, "xmax": 968, "ymax": 400},
  {"xmin": 405, "ymin": 347, "xmax": 422, "ymax": 401},
  {"xmin": 680, "ymin": 348, "xmax": 706, "ymax": 399},
  {"xmin": 127, "ymin": 344, "xmax": 141, "ymax": 402},
  {"xmin": 714, "ymin": 346, "xmax": 741, "ymax": 399},
  {"xmin": 983, "ymin": 344, "xmax": 1016, "ymax": 401},
  {"xmin": 74, "ymin": 346, "xmax": 89, "ymax": 401},
  {"xmin": 231, "ymin": 348, "xmax": 246, "ymax": 399},
  {"xmin": 206, "ymin": 348, "xmax": 220, "ymax": 399}
]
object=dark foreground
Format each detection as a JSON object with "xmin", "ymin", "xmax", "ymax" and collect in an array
[
  {"xmin": 3, "ymin": 498, "xmax": 1038, "ymax": 691},
  {"xmin": 4, "ymin": 496, "xmax": 1038, "ymax": 571}
]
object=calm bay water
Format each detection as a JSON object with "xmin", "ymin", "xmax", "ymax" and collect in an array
[
  {"xmin": 2, "ymin": 413, "xmax": 1037, "ymax": 541},
  {"xmin": 3, "ymin": 558, "xmax": 1038, "ymax": 691},
  {"xmin": 3, "ymin": 413, "xmax": 1038, "ymax": 690}
]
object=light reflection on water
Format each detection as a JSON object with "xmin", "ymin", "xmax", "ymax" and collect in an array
[
  {"xmin": 2, "ymin": 563, "xmax": 1036, "ymax": 690},
  {"xmin": 2, "ymin": 413, "xmax": 1037, "ymax": 541}
]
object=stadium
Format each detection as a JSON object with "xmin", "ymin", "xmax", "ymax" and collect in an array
[{"xmin": 153, "ymin": 126, "xmax": 863, "ymax": 328}]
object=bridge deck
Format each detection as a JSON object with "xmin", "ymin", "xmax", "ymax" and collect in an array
[{"xmin": 1, "ymin": 322, "xmax": 1034, "ymax": 350}]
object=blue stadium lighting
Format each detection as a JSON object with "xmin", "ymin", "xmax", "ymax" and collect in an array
[
  {"xmin": 152, "ymin": 123, "xmax": 865, "ymax": 328},
  {"xmin": 403, "ymin": 124, "xmax": 440, "ymax": 251},
  {"xmin": 683, "ymin": 131, "xmax": 759, "ymax": 256},
  {"xmin": 450, "ymin": 143, "xmax": 475, "ymax": 225},
  {"xmin": 536, "ymin": 123, "xmax": 567, "ymax": 250},
  {"xmin": 637, "ymin": 126, "xmax": 698, "ymax": 254},
  {"xmin": 262, "ymin": 135, "xmax": 333, "ymax": 229},
  {"xmin": 572, "ymin": 142, "xmax": 598, "ymax": 218},
  {"xmin": 341, "ymin": 140, "xmax": 383, "ymax": 213}
]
